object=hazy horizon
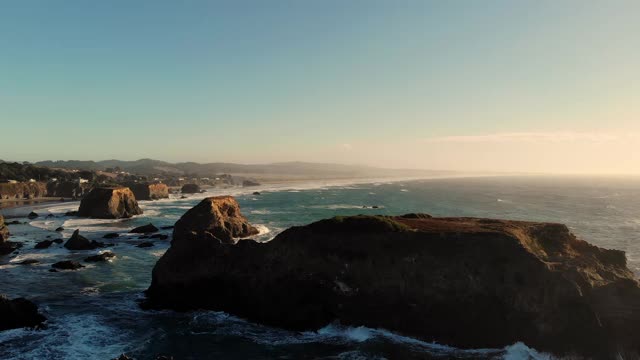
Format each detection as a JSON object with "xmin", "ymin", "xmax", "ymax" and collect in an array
[{"xmin": 2, "ymin": 1, "xmax": 639, "ymax": 174}]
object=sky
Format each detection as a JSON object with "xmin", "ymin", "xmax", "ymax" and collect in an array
[{"xmin": 1, "ymin": 1, "xmax": 639, "ymax": 174}]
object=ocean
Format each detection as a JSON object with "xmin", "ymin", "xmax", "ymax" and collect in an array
[{"xmin": 1, "ymin": 176, "xmax": 639, "ymax": 360}]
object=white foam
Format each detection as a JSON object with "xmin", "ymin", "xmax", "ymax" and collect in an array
[{"xmin": 502, "ymin": 342, "xmax": 553, "ymax": 360}]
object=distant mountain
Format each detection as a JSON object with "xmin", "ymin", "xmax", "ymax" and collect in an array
[{"xmin": 34, "ymin": 159, "xmax": 455, "ymax": 179}]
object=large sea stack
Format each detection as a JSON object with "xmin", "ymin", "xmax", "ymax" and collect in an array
[
  {"xmin": 128, "ymin": 183, "xmax": 169, "ymax": 200},
  {"xmin": 77, "ymin": 187, "xmax": 142, "ymax": 219},
  {"xmin": 146, "ymin": 213, "xmax": 640, "ymax": 359}
]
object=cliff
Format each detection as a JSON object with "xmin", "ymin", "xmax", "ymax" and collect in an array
[
  {"xmin": 0, "ymin": 182, "xmax": 47, "ymax": 200},
  {"xmin": 146, "ymin": 212, "xmax": 640, "ymax": 359},
  {"xmin": 77, "ymin": 187, "xmax": 143, "ymax": 219}
]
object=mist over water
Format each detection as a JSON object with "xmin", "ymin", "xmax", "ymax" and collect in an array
[{"xmin": 1, "ymin": 176, "xmax": 639, "ymax": 359}]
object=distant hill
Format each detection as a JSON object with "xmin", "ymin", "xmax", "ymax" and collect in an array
[{"xmin": 34, "ymin": 159, "xmax": 455, "ymax": 180}]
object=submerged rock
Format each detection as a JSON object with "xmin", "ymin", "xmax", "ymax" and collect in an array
[
  {"xmin": 85, "ymin": 251, "xmax": 116, "ymax": 262},
  {"xmin": 180, "ymin": 184, "xmax": 200, "ymax": 194},
  {"xmin": 77, "ymin": 187, "xmax": 142, "ymax": 219},
  {"xmin": 0, "ymin": 295, "xmax": 46, "ymax": 331},
  {"xmin": 64, "ymin": 230, "xmax": 104, "ymax": 250},
  {"xmin": 149, "ymin": 234, "xmax": 169, "ymax": 240},
  {"xmin": 51, "ymin": 260, "xmax": 84, "ymax": 270},
  {"xmin": 103, "ymin": 232, "xmax": 120, "ymax": 239},
  {"xmin": 130, "ymin": 223, "xmax": 159, "ymax": 234},
  {"xmin": 34, "ymin": 240, "xmax": 54, "ymax": 249},
  {"xmin": 18, "ymin": 259, "xmax": 40, "ymax": 265},
  {"xmin": 27, "ymin": 212, "xmax": 39, "ymax": 219},
  {"xmin": 137, "ymin": 242, "xmax": 155, "ymax": 248},
  {"xmin": 55, "ymin": 226, "xmax": 65, "ymax": 232},
  {"xmin": 146, "ymin": 213, "xmax": 640, "ymax": 359}
]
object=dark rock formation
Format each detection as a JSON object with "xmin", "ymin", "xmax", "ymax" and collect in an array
[
  {"xmin": 242, "ymin": 180, "xmax": 260, "ymax": 187},
  {"xmin": 55, "ymin": 226, "xmax": 64, "ymax": 232},
  {"xmin": 103, "ymin": 233, "xmax": 120, "ymax": 239},
  {"xmin": 127, "ymin": 183, "xmax": 169, "ymax": 200},
  {"xmin": 160, "ymin": 225, "xmax": 174, "ymax": 230},
  {"xmin": 52, "ymin": 239, "xmax": 63, "ymax": 244},
  {"xmin": 149, "ymin": 234, "xmax": 169, "ymax": 240},
  {"xmin": 27, "ymin": 212, "xmax": 38, "ymax": 219},
  {"xmin": 18, "ymin": 259, "xmax": 40, "ymax": 265},
  {"xmin": 146, "ymin": 214, "xmax": 640, "ymax": 359},
  {"xmin": 64, "ymin": 230, "xmax": 104, "ymax": 250},
  {"xmin": 137, "ymin": 242, "xmax": 154, "ymax": 248},
  {"xmin": 85, "ymin": 251, "xmax": 116, "ymax": 262},
  {"xmin": 52, "ymin": 260, "xmax": 84, "ymax": 270},
  {"xmin": 77, "ymin": 187, "xmax": 142, "ymax": 219},
  {"xmin": 34, "ymin": 240, "xmax": 55, "ymax": 249},
  {"xmin": 172, "ymin": 196, "xmax": 258, "ymax": 245},
  {"xmin": 180, "ymin": 184, "xmax": 200, "ymax": 194},
  {"xmin": 130, "ymin": 223, "xmax": 159, "ymax": 234},
  {"xmin": 252, "ymin": 191, "xmax": 261, "ymax": 195},
  {"xmin": 0, "ymin": 215, "xmax": 21, "ymax": 256},
  {"xmin": 65, "ymin": 211, "xmax": 78, "ymax": 216},
  {"xmin": 0, "ymin": 295, "xmax": 46, "ymax": 331}
]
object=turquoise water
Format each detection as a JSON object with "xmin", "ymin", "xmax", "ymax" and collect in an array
[{"xmin": 1, "ymin": 176, "xmax": 639, "ymax": 359}]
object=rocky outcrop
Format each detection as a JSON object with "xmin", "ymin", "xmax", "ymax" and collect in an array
[
  {"xmin": 127, "ymin": 183, "xmax": 169, "ymax": 200},
  {"xmin": 180, "ymin": 184, "xmax": 200, "ymax": 194},
  {"xmin": 0, "ymin": 295, "xmax": 46, "ymax": 331},
  {"xmin": 85, "ymin": 251, "xmax": 115, "ymax": 262},
  {"xmin": 130, "ymin": 224, "xmax": 159, "ymax": 234},
  {"xmin": 172, "ymin": 196, "xmax": 258, "ymax": 244},
  {"xmin": 64, "ymin": 230, "xmax": 104, "ymax": 250},
  {"xmin": 146, "ymin": 214, "xmax": 640, "ymax": 359},
  {"xmin": 46, "ymin": 181, "xmax": 89, "ymax": 199},
  {"xmin": 0, "ymin": 215, "xmax": 20, "ymax": 256},
  {"xmin": 77, "ymin": 187, "xmax": 142, "ymax": 219},
  {"xmin": 0, "ymin": 182, "xmax": 47, "ymax": 200}
]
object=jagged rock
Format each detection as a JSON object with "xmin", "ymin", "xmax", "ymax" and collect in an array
[
  {"xmin": 34, "ymin": 240, "xmax": 54, "ymax": 249},
  {"xmin": 127, "ymin": 183, "xmax": 169, "ymax": 200},
  {"xmin": 103, "ymin": 233, "xmax": 120, "ymax": 239},
  {"xmin": 64, "ymin": 230, "xmax": 104, "ymax": 250},
  {"xmin": 77, "ymin": 187, "xmax": 142, "ymax": 219},
  {"xmin": 172, "ymin": 196, "xmax": 258, "ymax": 245},
  {"xmin": 137, "ymin": 242, "xmax": 154, "ymax": 248},
  {"xmin": 51, "ymin": 260, "xmax": 84, "ymax": 270},
  {"xmin": 130, "ymin": 223, "xmax": 159, "ymax": 234},
  {"xmin": 180, "ymin": 184, "xmax": 200, "ymax": 194},
  {"xmin": 0, "ymin": 295, "xmax": 46, "ymax": 331},
  {"xmin": 84, "ymin": 251, "xmax": 116, "ymax": 262},
  {"xmin": 146, "ymin": 214, "xmax": 640, "ymax": 359}
]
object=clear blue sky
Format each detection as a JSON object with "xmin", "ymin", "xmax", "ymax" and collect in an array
[{"xmin": 1, "ymin": 1, "xmax": 639, "ymax": 173}]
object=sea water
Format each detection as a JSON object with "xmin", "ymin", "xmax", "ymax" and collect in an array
[{"xmin": 1, "ymin": 176, "xmax": 639, "ymax": 359}]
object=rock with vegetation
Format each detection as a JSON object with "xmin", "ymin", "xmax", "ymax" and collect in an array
[
  {"xmin": 0, "ymin": 295, "xmax": 46, "ymax": 331},
  {"xmin": 146, "ymin": 213, "xmax": 640, "ymax": 359},
  {"xmin": 77, "ymin": 187, "xmax": 142, "ymax": 219}
]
